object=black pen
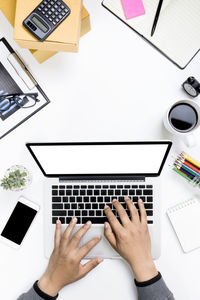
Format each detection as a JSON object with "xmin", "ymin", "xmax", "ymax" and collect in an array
[{"xmin": 151, "ymin": 0, "xmax": 163, "ymax": 37}]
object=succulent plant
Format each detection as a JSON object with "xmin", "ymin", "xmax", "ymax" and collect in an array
[{"xmin": 1, "ymin": 169, "xmax": 27, "ymax": 190}]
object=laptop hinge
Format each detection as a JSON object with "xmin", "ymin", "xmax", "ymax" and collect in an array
[{"xmin": 59, "ymin": 176, "xmax": 145, "ymax": 182}]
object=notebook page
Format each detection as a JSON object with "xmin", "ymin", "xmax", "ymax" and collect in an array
[
  {"xmin": 103, "ymin": 0, "xmax": 200, "ymax": 68},
  {"xmin": 103, "ymin": 0, "xmax": 158, "ymax": 35},
  {"xmin": 167, "ymin": 198, "xmax": 200, "ymax": 253}
]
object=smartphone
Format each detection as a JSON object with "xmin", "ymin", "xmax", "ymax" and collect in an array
[{"xmin": 0, "ymin": 196, "xmax": 39, "ymax": 249}]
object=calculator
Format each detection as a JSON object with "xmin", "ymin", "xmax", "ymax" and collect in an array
[{"xmin": 23, "ymin": 0, "xmax": 70, "ymax": 42}]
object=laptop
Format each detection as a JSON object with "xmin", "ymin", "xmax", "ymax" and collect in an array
[{"xmin": 26, "ymin": 141, "xmax": 172, "ymax": 259}]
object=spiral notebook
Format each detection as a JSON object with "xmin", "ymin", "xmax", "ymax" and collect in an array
[
  {"xmin": 167, "ymin": 197, "xmax": 200, "ymax": 253},
  {"xmin": 102, "ymin": 0, "xmax": 200, "ymax": 69}
]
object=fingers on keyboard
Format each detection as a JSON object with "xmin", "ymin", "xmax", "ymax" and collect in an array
[{"xmin": 52, "ymin": 185, "xmax": 154, "ymax": 225}]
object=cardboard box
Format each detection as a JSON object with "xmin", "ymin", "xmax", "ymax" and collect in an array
[
  {"xmin": 80, "ymin": 5, "xmax": 91, "ymax": 37},
  {"xmin": 0, "ymin": 1, "xmax": 91, "ymax": 63},
  {"xmin": 0, "ymin": 0, "xmax": 16, "ymax": 26},
  {"xmin": 14, "ymin": 0, "xmax": 82, "ymax": 52},
  {"xmin": 30, "ymin": 7, "xmax": 91, "ymax": 63}
]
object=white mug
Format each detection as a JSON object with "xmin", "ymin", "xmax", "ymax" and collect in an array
[{"xmin": 163, "ymin": 100, "xmax": 200, "ymax": 147}]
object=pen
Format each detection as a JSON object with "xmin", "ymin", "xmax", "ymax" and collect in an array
[{"xmin": 151, "ymin": 0, "xmax": 163, "ymax": 37}]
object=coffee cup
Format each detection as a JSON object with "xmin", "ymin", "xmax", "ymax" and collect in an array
[{"xmin": 163, "ymin": 100, "xmax": 200, "ymax": 147}]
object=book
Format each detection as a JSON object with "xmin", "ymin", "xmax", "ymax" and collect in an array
[
  {"xmin": 102, "ymin": 0, "xmax": 200, "ymax": 69},
  {"xmin": 167, "ymin": 197, "xmax": 200, "ymax": 253}
]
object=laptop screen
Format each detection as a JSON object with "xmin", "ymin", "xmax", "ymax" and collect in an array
[{"xmin": 26, "ymin": 142, "xmax": 172, "ymax": 178}]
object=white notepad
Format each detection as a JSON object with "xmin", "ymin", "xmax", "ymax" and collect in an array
[
  {"xmin": 167, "ymin": 198, "xmax": 200, "ymax": 253},
  {"xmin": 102, "ymin": 0, "xmax": 200, "ymax": 69}
]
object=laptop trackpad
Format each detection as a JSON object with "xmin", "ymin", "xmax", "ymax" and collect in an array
[{"xmin": 82, "ymin": 226, "xmax": 119, "ymax": 258}]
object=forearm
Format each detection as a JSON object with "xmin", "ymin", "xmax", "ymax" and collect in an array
[
  {"xmin": 17, "ymin": 281, "xmax": 59, "ymax": 300},
  {"xmin": 135, "ymin": 272, "xmax": 175, "ymax": 300}
]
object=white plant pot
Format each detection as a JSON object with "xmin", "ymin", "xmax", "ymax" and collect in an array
[{"xmin": 3, "ymin": 165, "xmax": 32, "ymax": 191}]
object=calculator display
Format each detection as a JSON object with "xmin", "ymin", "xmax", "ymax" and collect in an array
[{"xmin": 31, "ymin": 16, "xmax": 48, "ymax": 32}]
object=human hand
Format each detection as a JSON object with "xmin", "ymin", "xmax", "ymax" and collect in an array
[
  {"xmin": 104, "ymin": 198, "xmax": 158, "ymax": 282},
  {"xmin": 38, "ymin": 218, "xmax": 103, "ymax": 296}
]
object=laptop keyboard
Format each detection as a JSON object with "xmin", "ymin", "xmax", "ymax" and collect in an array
[{"xmin": 52, "ymin": 184, "xmax": 153, "ymax": 225}]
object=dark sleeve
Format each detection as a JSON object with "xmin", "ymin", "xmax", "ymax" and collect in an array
[
  {"xmin": 17, "ymin": 281, "xmax": 59, "ymax": 300},
  {"xmin": 135, "ymin": 272, "xmax": 175, "ymax": 300}
]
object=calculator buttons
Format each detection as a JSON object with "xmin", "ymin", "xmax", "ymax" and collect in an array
[{"xmin": 24, "ymin": 0, "xmax": 70, "ymax": 41}]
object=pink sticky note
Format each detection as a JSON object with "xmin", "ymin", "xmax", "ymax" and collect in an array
[{"xmin": 121, "ymin": 0, "xmax": 145, "ymax": 20}]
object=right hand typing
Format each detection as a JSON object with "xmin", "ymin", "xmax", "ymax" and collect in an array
[{"xmin": 104, "ymin": 197, "xmax": 158, "ymax": 282}]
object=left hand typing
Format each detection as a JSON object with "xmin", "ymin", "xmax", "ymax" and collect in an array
[{"xmin": 38, "ymin": 218, "xmax": 103, "ymax": 297}]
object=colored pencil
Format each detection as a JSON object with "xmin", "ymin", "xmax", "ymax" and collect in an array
[
  {"xmin": 181, "ymin": 152, "xmax": 200, "ymax": 169},
  {"xmin": 185, "ymin": 159, "xmax": 200, "ymax": 171},
  {"xmin": 173, "ymin": 167, "xmax": 192, "ymax": 182},
  {"xmin": 175, "ymin": 156, "xmax": 200, "ymax": 174},
  {"xmin": 178, "ymin": 168, "xmax": 194, "ymax": 180},
  {"xmin": 175, "ymin": 160, "xmax": 200, "ymax": 176},
  {"xmin": 193, "ymin": 176, "xmax": 200, "ymax": 186},
  {"xmin": 180, "ymin": 163, "xmax": 200, "ymax": 177},
  {"xmin": 187, "ymin": 156, "xmax": 200, "ymax": 168},
  {"xmin": 176, "ymin": 166, "xmax": 195, "ymax": 179},
  {"xmin": 184, "ymin": 160, "xmax": 200, "ymax": 173},
  {"xmin": 178, "ymin": 154, "xmax": 200, "ymax": 170},
  {"xmin": 173, "ymin": 152, "xmax": 200, "ymax": 188}
]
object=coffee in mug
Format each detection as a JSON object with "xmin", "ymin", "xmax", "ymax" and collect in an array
[
  {"xmin": 168, "ymin": 103, "xmax": 198, "ymax": 133},
  {"xmin": 163, "ymin": 100, "xmax": 200, "ymax": 147}
]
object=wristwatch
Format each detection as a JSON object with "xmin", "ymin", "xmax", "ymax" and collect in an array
[{"xmin": 182, "ymin": 76, "xmax": 200, "ymax": 97}]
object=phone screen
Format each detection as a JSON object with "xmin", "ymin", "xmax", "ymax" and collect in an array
[{"xmin": 1, "ymin": 202, "xmax": 37, "ymax": 245}]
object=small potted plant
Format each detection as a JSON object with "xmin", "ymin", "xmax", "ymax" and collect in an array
[{"xmin": 0, "ymin": 165, "xmax": 32, "ymax": 191}]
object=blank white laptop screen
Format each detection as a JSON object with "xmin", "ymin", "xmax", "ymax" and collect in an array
[{"xmin": 28, "ymin": 143, "xmax": 170, "ymax": 176}]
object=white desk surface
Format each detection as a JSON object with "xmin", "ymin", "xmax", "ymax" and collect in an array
[{"xmin": 1, "ymin": 1, "xmax": 200, "ymax": 299}]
